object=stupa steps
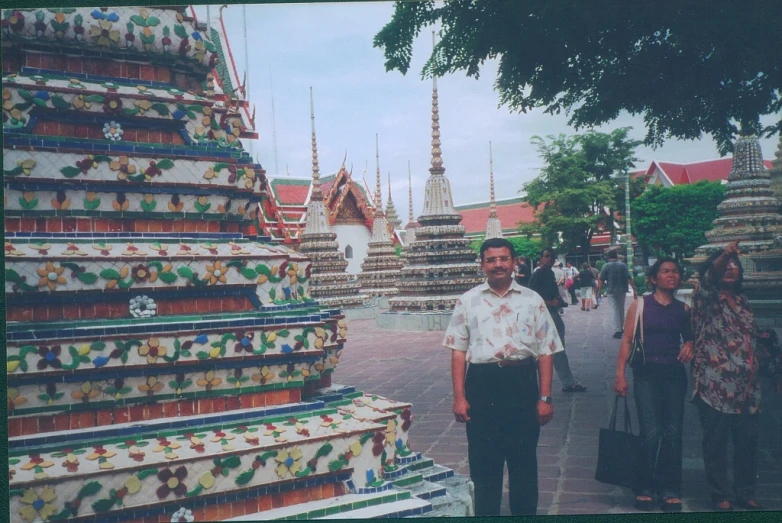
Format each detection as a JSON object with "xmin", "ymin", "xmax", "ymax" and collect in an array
[
  {"xmin": 9, "ymin": 385, "xmax": 417, "ymax": 523},
  {"xmin": 416, "ymin": 215, "xmax": 463, "ymax": 226},
  {"xmin": 218, "ymin": 386, "xmax": 463, "ymax": 520},
  {"xmin": 3, "ymin": 234, "xmax": 313, "ymax": 310},
  {"xmin": 226, "ymin": 490, "xmax": 430, "ymax": 520}
]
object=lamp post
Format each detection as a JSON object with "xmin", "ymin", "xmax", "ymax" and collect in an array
[{"xmin": 623, "ymin": 166, "xmax": 634, "ymax": 271}]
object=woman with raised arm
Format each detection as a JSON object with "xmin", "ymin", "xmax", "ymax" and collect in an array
[
  {"xmin": 690, "ymin": 240, "xmax": 763, "ymax": 511},
  {"xmin": 614, "ymin": 258, "xmax": 693, "ymax": 512}
]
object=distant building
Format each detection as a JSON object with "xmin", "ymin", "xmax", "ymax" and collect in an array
[
  {"xmin": 260, "ymin": 166, "xmax": 401, "ymax": 273},
  {"xmin": 644, "ymin": 158, "xmax": 773, "ymax": 187},
  {"xmin": 454, "ymin": 197, "xmax": 535, "ymax": 238}
]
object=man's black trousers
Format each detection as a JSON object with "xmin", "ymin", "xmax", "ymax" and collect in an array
[{"xmin": 465, "ymin": 362, "xmax": 541, "ymax": 516}]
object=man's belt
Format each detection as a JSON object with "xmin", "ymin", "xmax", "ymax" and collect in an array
[{"xmin": 473, "ymin": 358, "xmax": 535, "ymax": 368}]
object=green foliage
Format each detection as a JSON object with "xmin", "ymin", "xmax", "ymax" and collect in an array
[
  {"xmin": 633, "ymin": 181, "xmax": 725, "ymax": 263},
  {"xmin": 374, "ymin": 1, "xmax": 782, "ymax": 154},
  {"xmin": 519, "ymin": 129, "xmax": 641, "ymax": 257},
  {"xmin": 469, "ymin": 235, "xmax": 540, "ymax": 261},
  {"xmin": 633, "ymin": 274, "xmax": 647, "ymax": 295}
]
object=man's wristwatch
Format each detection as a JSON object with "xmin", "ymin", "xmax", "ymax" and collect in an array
[{"xmin": 539, "ymin": 396, "xmax": 552, "ymax": 404}]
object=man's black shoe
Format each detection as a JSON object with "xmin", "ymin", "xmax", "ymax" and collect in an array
[{"xmin": 613, "ymin": 332, "xmax": 623, "ymax": 339}]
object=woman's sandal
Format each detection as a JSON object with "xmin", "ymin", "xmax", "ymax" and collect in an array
[
  {"xmin": 661, "ymin": 497, "xmax": 682, "ymax": 512},
  {"xmin": 635, "ymin": 495, "xmax": 655, "ymax": 511},
  {"xmin": 562, "ymin": 384, "xmax": 587, "ymax": 392},
  {"xmin": 736, "ymin": 499, "xmax": 764, "ymax": 510},
  {"xmin": 714, "ymin": 500, "xmax": 733, "ymax": 511}
]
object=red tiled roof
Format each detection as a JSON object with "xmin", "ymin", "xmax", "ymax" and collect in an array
[
  {"xmin": 270, "ymin": 179, "xmax": 311, "ymax": 205},
  {"xmin": 455, "ymin": 198, "xmax": 536, "ymax": 235},
  {"xmin": 649, "ymin": 158, "xmax": 773, "ymax": 185}
]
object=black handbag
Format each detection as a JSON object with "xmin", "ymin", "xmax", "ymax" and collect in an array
[
  {"xmin": 627, "ymin": 297, "xmax": 645, "ymax": 369},
  {"xmin": 595, "ymin": 396, "xmax": 642, "ymax": 488}
]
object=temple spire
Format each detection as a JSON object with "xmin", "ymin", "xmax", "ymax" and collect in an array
[
  {"xmin": 429, "ymin": 31, "xmax": 444, "ymax": 176},
  {"xmin": 385, "ymin": 171, "xmax": 402, "ymax": 229},
  {"xmin": 485, "ymin": 141, "xmax": 503, "ymax": 238},
  {"xmin": 303, "ymin": 87, "xmax": 330, "ymax": 236},
  {"xmin": 309, "ymin": 86, "xmax": 322, "ymax": 202},
  {"xmin": 407, "ymin": 161, "xmax": 414, "ymax": 223},
  {"xmin": 489, "ymin": 141, "xmax": 497, "ymax": 218},
  {"xmin": 374, "ymin": 133, "xmax": 384, "ymax": 216}
]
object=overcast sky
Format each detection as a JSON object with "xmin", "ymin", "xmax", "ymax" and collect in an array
[{"xmin": 194, "ymin": 2, "xmax": 780, "ymax": 219}]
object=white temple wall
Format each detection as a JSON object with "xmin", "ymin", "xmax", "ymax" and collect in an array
[{"xmin": 333, "ymin": 224, "xmax": 372, "ymax": 274}]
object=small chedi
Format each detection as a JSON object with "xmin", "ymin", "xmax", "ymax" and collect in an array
[
  {"xmin": 388, "ymin": 65, "xmax": 482, "ymax": 312},
  {"xmin": 403, "ymin": 162, "xmax": 420, "ymax": 247},
  {"xmin": 4, "ymin": 6, "xmax": 466, "ymax": 522},
  {"xmin": 357, "ymin": 135, "xmax": 404, "ymax": 297},
  {"xmin": 385, "ymin": 172, "xmax": 403, "ymax": 231},
  {"xmin": 690, "ymin": 135, "xmax": 782, "ymax": 325},
  {"xmin": 484, "ymin": 141, "xmax": 503, "ymax": 239},
  {"xmin": 297, "ymin": 89, "xmax": 369, "ymax": 309}
]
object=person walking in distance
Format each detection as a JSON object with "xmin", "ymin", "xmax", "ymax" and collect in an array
[
  {"xmin": 515, "ymin": 257, "xmax": 531, "ymax": 287},
  {"xmin": 565, "ymin": 261, "xmax": 579, "ymax": 305},
  {"xmin": 529, "ymin": 248, "xmax": 587, "ymax": 393},
  {"xmin": 553, "ymin": 261, "xmax": 568, "ymax": 315},
  {"xmin": 444, "ymin": 238, "xmax": 563, "ymax": 516},
  {"xmin": 578, "ymin": 262, "xmax": 595, "ymax": 311},
  {"xmin": 598, "ymin": 250, "xmax": 638, "ymax": 339},
  {"xmin": 589, "ymin": 262, "xmax": 601, "ymax": 309}
]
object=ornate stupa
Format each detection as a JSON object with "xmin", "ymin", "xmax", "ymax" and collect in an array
[
  {"xmin": 387, "ymin": 38, "xmax": 483, "ymax": 312},
  {"xmin": 297, "ymin": 88, "xmax": 369, "ymax": 308},
  {"xmin": 485, "ymin": 141, "xmax": 503, "ymax": 239},
  {"xmin": 3, "ymin": 8, "xmax": 473, "ymax": 520},
  {"xmin": 770, "ymin": 133, "xmax": 782, "ymax": 203},
  {"xmin": 403, "ymin": 161, "xmax": 420, "ymax": 247},
  {"xmin": 385, "ymin": 172, "xmax": 403, "ymax": 230},
  {"xmin": 358, "ymin": 135, "xmax": 405, "ymax": 296},
  {"xmin": 689, "ymin": 135, "xmax": 782, "ymax": 323}
]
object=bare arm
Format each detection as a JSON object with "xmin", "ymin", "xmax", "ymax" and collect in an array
[
  {"xmin": 451, "ymin": 350, "xmax": 470, "ymax": 423},
  {"xmin": 614, "ymin": 300, "xmax": 640, "ymax": 396},
  {"xmin": 707, "ymin": 240, "xmax": 740, "ymax": 284},
  {"xmin": 678, "ymin": 303, "xmax": 694, "ymax": 363},
  {"xmin": 537, "ymin": 354, "xmax": 553, "ymax": 425}
]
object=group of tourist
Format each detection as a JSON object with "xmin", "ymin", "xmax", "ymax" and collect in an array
[
  {"xmin": 615, "ymin": 240, "xmax": 766, "ymax": 512},
  {"xmin": 445, "ymin": 237, "xmax": 774, "ymax": 516}
]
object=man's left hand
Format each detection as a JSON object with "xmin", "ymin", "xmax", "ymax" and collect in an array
[{"xmin": 537, "ymin": 401, "xmax": 553, "ymax": 425}]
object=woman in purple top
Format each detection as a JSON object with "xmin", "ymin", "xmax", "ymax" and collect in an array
[{"xmin": 614, "ymin": 258, "xmax": 693, "ymax": 512}]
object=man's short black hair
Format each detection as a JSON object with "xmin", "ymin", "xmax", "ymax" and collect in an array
[
  {"xmin": 479, "ymin": 238, "xmax": 516, "ymax": 261},
  {"xmin": 607, "ymin": 250, "xmax": 619, "ymax": 260},
  {"xmin": 539, "ymin": 247, "xmax": 556, "ymax": 259}
]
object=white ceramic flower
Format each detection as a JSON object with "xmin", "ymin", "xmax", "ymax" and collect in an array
[
  {"xmin": 129, "ymin": 295, "xmax": 156, "ymax": 318},
  {"xmin": 171, "ymin": 507, "xmax": 194, "ymax": 522},
  {"xmin": 103, "ymin": 121, "xmax": 124, "ymax": 141}
]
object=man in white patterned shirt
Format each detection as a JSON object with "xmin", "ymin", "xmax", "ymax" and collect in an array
[{"xmin": 444, "ymin": 238, "xmax": 564, "ymax": 516}]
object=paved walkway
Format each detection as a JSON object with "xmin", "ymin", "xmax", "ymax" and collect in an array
[{"xmin": 337, "ymin": 301, "xmax": 782, "ymax": 515}]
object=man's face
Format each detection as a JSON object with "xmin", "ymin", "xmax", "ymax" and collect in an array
[
  {"xmin": 481, "ymin": 247, "xmax": 515, "ymax": 287},
  {"xmin": 539, "ymin": 250, "xmax": 555, "ymax": 269}
]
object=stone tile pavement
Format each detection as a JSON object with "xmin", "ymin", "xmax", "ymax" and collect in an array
[{"xmin": 336, "ymin": 301, "xmax": 782, "ymax": 515}]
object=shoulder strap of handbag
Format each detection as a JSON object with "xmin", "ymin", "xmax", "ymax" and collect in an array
[
  {"xmin": 609, "ymin": 396, "xmax": 634, "ymax": 434},
  {"xmin": 633, "ymin": 296, "xmax": 644, "ymax": 343}
]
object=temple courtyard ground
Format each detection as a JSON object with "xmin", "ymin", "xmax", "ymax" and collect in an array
[{"xmin": 337, "ymin": 301, "xmax": 782, "ymax": 515}]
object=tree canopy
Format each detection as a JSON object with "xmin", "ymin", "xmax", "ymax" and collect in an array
[
  {"xmin": 374, "ymin": 0, "xmax": 782, "ymax": 154},
  {"xmin": 633, "ymin": 180, "xmax": 726, "ymax": 263},
  {"xmin": 519, "ymin": 128, "xmax": 643, "ymax": 256},
  {"xmin": 471, "ymin": 235, "xmax": 540, "ymax": 262}
]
